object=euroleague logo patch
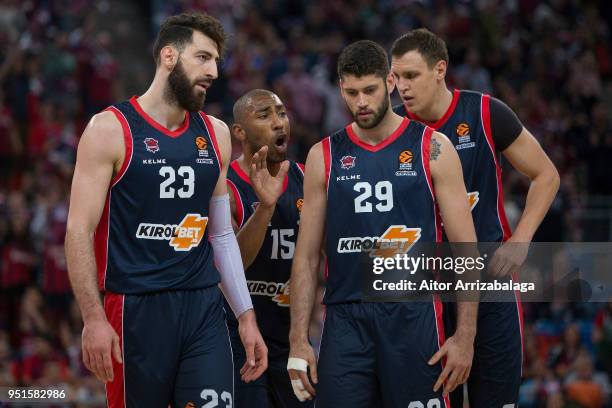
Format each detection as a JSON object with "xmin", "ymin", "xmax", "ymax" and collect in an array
[
  {"xmin": 195, "ymin": 136, "xmax": 208, "ymax": 150},
  {"xmin": 399, "ymin": 150, "xmax": 413, "ymax": 164},
  {"xmin": 396, "ymin": 150, "xmax": 416, "ymax": 177},
  {"xmin": 136, "ymin": 213, "xmax": 208, "ymax": 251},
  {"xmin": 456, "ymin": 123, "xmax": 470, "ymax": 136}
]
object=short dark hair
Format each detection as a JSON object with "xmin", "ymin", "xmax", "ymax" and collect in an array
[
  {"xmin": 337, "ymin": 40, "xmax": 389, "ymax": 80},
  {"xmin": 153, "ymin": 12, "xmax": 226, "ymax": 65},
  {"xmin": 233, "ymin": 89, "xmax": 275, "ymax": 124},
  {"xmin": 391, "ymin": 28, "xmax": 448, "ymax": 68}
]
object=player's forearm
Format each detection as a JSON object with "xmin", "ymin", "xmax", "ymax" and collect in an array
[
  {"xmin": 65, "ymin": 228, "xmax": 105, "ymax": 323},
  {"xmin": 455, "ymin": 301, "xmax": 477, "ymax": 341},
  {"xmin": 236, "ymin": 204, "xmax": 275, "ymax": 268},
  {"xmin": 512, "ymin": 167, "xmax": 560, "ymax": 242},
  {"xmin": 289, "ymin": 255, "xmax": 318, "ymax": 343}
]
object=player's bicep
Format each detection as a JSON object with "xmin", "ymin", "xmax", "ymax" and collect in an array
[
  {"xmin": 295, "ymin": 143, "xmax": 327, "ymax": 259},
  {"xmin": 502, "ymin": 128, "xmax": 557, "ymax": 180},
  {"xmin": 430, "ymin": 132, "xmax": 476, "ymax": 242},
  {"xmin": 67, "ymin": 113, "xmax": 123, "ymax": 235}
]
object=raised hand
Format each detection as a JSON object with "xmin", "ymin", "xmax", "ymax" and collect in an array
[{"xmin": 249, "ymin": 146, "xmax": 290, "ymax": 208}]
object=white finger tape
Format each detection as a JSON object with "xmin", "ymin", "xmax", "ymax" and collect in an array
[
  {"xmin": 287, "ymin": 357, "xmax": 308, "ymax": 372},
  {"xmin": 290, "ymin": 379, "xmax": 311, "ymax": 402}
]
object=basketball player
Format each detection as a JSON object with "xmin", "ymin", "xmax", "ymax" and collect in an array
[
  {"xmin": 65, "ymin": 13, "xmax": 267, "ymax": 407},
  {"xmin": 288, "ymin": 40, "xmax": 479, "ymax": 407},
  {"xmin": 390, "ymin": 29, "xmax": 560, "ymax": 407},
  {"xmin": 225, "ymin": 89, "xmax": 312, "ymax": 408}
]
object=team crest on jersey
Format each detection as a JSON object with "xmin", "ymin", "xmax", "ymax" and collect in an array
[
  {"xmin": 340, "ymin": 155, "xmax": 356, "ymax": 170},
  {"xmin": 247, "ymin": 280, "xmax": 290, "ymax": 306},
  {"xmin": 337, "ymin": 225, "xmax": 421, "ymax": 257},
  {"xmin": 468, "ymin": 191, "xmax": 479, "ymax": 211},
  {"xmin": 396, "ymin": 150, "xmax": 417, "ymax": 177},
  {"xmin": 252, "ymin": 202, "xmax": 260, "ymax": 211},
  {"xmin": 144, "ymin": 138, "xmax": 160, "ymax": 153},
  {"xmin": 455, "ymin": 123, "xmax": 475, "ymax": 150},
  {"xmin": 135, "ymin": 213, "xmax": 208, "ymax": 251},
  {"xmin": 296, "ymin": 198, "xmax": 303, "ymax": 213}
]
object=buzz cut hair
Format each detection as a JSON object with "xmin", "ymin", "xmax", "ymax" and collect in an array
[
  {"xmin": 232, "ymin": 89, "xmax": 276, "ymax": 124},
  {"xmin": 152, "ymin": 12, "xmax": 226, "ymax": 65},
  {"xmin": 337, "ymin": 40, "xmax": 390, "ymax": 80},
  {"xmin": 391, "ymin": 28, "xmax": 449, "ymax": 68}
]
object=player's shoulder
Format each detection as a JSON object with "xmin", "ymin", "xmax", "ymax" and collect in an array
[
  {"xmin": 83, "ymin": 108, "xmax": 126, "ymax": 148},
  {"xmin": 201, "ymin": 113, "xmax": 230, "ymax": 134}
]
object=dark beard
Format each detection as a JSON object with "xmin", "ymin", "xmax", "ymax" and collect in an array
[
  {"xmin": 352, "ymin": 83, "xmax": 390, "ymax": 129},
  {"xmin": 165, "ymin": 59, "xmax": 206, "ymax": 112}
]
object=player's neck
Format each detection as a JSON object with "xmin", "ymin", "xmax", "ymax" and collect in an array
[
  {"xmin": 414, "ymin": 86, "xmax": 453, "ymax": 123},
  {"xmin": 237, "ymin": 153, "xmax": 282, "ymax": 178},
  {"xmin": 351, "ymin": 107, "xmax": 404, "ymax": 144},
  {"xmin": 137, "ymin": 81, "xmax": 188, "ymax": 131}
]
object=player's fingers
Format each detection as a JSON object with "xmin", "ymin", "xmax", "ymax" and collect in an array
[
  {"xmin": 290, "ymin": 377, "xmax": 312, "ymax": 402},
  {"xmin": 298, "ymin": 370, "xmax": 316, "ymax": 397},
  {"xmin": 309, "ymin": 357, "xmax": 318, "ymax": 384},
  {"xmin": 488, "ymin": 253, "xmax": 502, "ymax": 277},
  {"xmin": 84, "ymin": 348, "xmax": 95, "ymax": 373},
  {"xmin": 433, "ymin": 364, "xmax": 451, "ymax": 393},
  {"xmin": 112, "ymin": 335, "xmax": 122, "ymax": 364},
  {"xmin": 102, "ymin": 349, "xmax": 114, "ymax": 382},
  {"xmin": 93, "ymin": 352, "xmax": 106, "ymax": 382},
  {"xmin": 428, "ymin": 344, "xmax": 446, "ymax": 365},
  {"xmin": 443, "ymin": 366, "xmax": 462, "ymax": 396},
  {"xmin": 244, "ymin": 341, "xmax": 256, "ymax": 368},
  {"xmin": 459, "ymin": 365, "xmax": 471, "ymax": 385},
  {"xmin": 277, "ymin": 160, "xmax": 290, "ymax": 179}
]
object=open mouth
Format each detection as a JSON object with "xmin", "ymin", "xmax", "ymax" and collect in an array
[
  {"xmin": 274, "ymin": 134, "xmax": 287, "ymax": 149},
  {"xmin": 402, "ymin": 95, "xmax": 414, "ymax": 103}
]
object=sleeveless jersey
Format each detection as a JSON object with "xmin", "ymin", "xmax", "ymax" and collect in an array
[
  {"xmin": 95, "ymin": 96, "xmax": 222, "ymax": 294},
  {"xmin": 226, "ymin": 160, "xmax": 304, "ymax": 355},
  {"xmin": 394, "ymin": 89, "xmax": 512, "ymax": 242},
  {"xmin": 323, "ymin": 117, "xmax": 441, "ymax": 304}
]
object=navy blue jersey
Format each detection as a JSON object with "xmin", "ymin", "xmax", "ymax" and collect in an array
[
  {"xmin": 226, "ymin": 160, "xmax": 304, "ymax": 353},
  {"xmin": 96, "ymin": 97, "xmax": 222, "ymax": 294},
  {"xmin": 394, "ymin": 89, "xmax": 512, "ymax": 242},
  {"xmin": 323, "ymin": 118, "xmax": 441, "ymax": 304}
]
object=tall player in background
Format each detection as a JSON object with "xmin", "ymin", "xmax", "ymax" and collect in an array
[
  {"xmin": 391, "ymin": 28, "xmax": 560, "ymax": 407},
  {"xmin": 226, "ymin": 89, "xmax": 312, "ymax": 408},
  {"xmin": 65, "ymin": 13, "xmax": 267, "ymax": 407},
  {"xmin": 288, "ymin": 40, "xmax": 478, "ymax": 407}
]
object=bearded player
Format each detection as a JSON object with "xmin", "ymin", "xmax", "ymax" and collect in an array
[
  {"xmin": 288, "ymin": 40, "xmax": 479, "ymax": 407},
  {"xmin": 65, "ymin": 13, "xmax": 267, "ymax": 407}
]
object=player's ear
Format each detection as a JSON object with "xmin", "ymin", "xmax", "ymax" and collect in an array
[
  {"xmin": 435, "ymin": 60, "xmax": 447, "ymax": 81},
  {"xmin": 160, "ymin": 46, "xmax": 178, "ymax": 71},
  {"xmin": 386, "ymin": 72, "xmax": 396, "ymax": 94},
  {"xmin": 231, "ymin": 123, "xmax": 246, "ymax": 142}
]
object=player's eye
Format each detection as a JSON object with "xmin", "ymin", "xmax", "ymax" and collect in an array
[
  {"xmin": 258, "ymin": 113, "xmax": 268, "ymax": 119},
  {"xmin": 278, "ymin": 110, "xmax": 287, "ymax": 117}
]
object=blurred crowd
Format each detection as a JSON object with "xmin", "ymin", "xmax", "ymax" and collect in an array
[{"xmin": 0, "ymin": 0, "xmax": 611, "ymax": 406}]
